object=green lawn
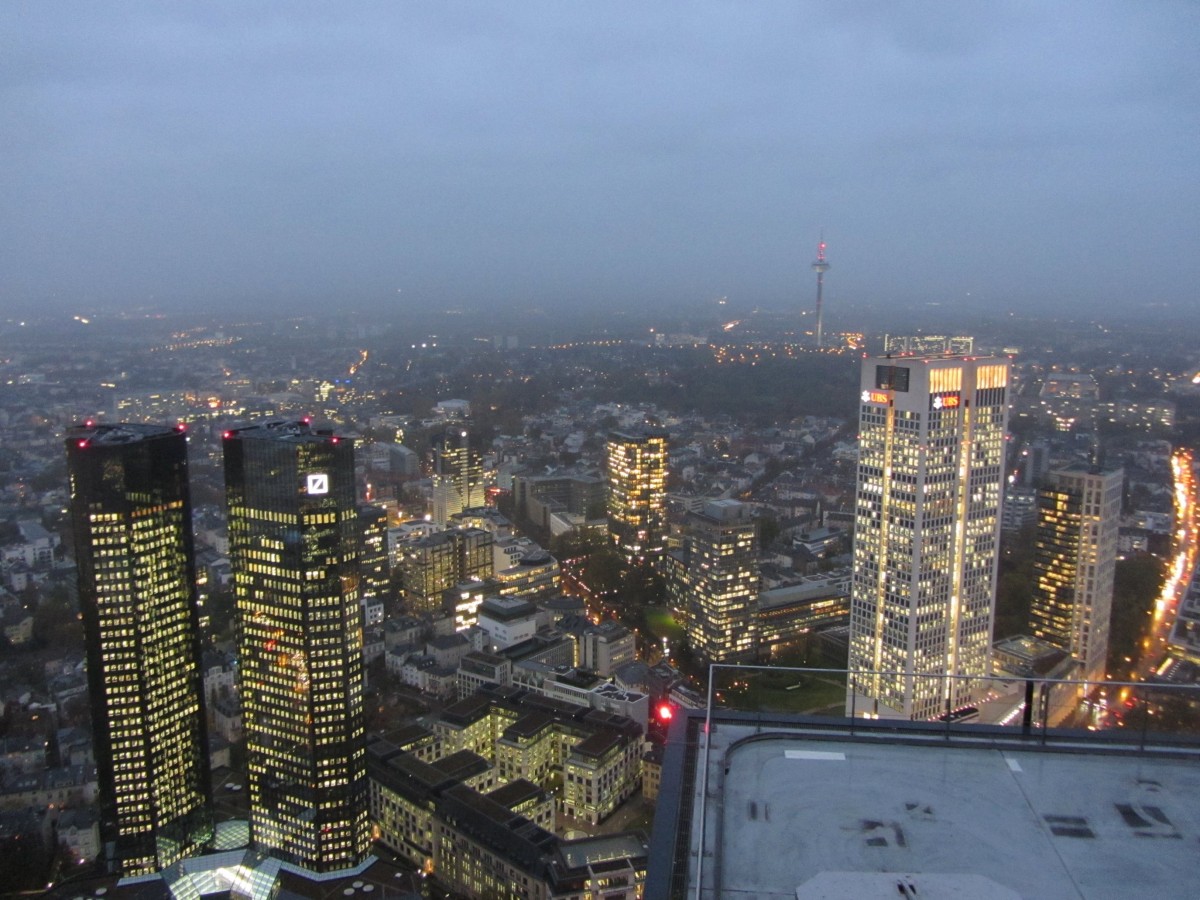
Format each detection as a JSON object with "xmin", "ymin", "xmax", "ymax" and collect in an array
[
  {"xmin": 717, "ymin": 669, "xmax": 847, "ymax": 715},
  {"xmin": 643, "ymin": 606, "xmax": 686, "ymax": 641}
]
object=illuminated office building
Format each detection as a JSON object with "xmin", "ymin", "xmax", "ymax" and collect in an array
[
  {"xmin": 432, "ymin": 427, "xmax": 485, "ymax": 527},
  {"xmin": 1030, "ymin": 465, "xmax": 1123, "ymax": 684},
  {"xmin": 358, "ymin": 504, "xmax": 390, "ymax": 624},
  {"xmin": 605, "ymin": 428, "xmax": 668, "ymax": 562},
  {"xmin": 66, "ymin": 423, "xmax": 212, "ymax": 876},
  {"xmin": 397, "ymin": 527, "xmax": 494, "ymax": 616},
  {"xmin": 223, "ymin": 421, "xmax": 370, "ymax": 872},
  {"xmin": 847, "ymin": 356, "xmax": 1009, "ymax": 720},
  {"xmin": 681, "ymin": 499, "xmax": 759, "ymax": 663}
]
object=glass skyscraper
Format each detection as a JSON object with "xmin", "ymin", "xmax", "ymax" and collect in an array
[
  {"xmin": 431, "ymin": 427, "xmax": 485, "ymax": 527},
  {"xmin": 1031, "ymin": 465, "xmax": 1123, "ymax": 684},
  {"xmin": 847, "ymin": 356, "xmax": 1009, "ymax": 720},
  {"xmin": 66, "ymin": 422, "xmax": 212, "ymax": 876},
  {"xmin": 223, "ymin": 420, "xmax": 370, "ymax": 872}
]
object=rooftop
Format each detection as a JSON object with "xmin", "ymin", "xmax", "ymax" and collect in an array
[
  {"xmin": 66, "ymin": 421, "xmax": 182, "ymax": 445},
  {"xmin": 479, "ymin": 595, "xmax": 540, "ymax": 621},
  {"xmin": 223, "ymin": 419, "xmax": 345, "ymax": 443},
  {"xmin": 649, "ymin": 711, "xmax": 1200, "ymax": 900}
]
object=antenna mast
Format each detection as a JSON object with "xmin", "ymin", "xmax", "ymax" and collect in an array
[{"xmin": 811, "ymin": 236, "xmax": 831, "ymax": 349}]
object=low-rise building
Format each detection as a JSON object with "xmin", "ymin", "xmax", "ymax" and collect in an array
[
  {"xmin": 211, "ymin": 696, "xmax": 243, "ymax": 743},
  {"xmin": 487, "ymin": 779, "xmax": 555, "ymax": 833},
  {"xmin": 756, "ymin": 575, "xmax": 850, "ymax": 655},
  {"xmin": 0, "ymin": 765, "xmax": 97, "ymax": 812},
  {"xmin": 496, "ymin": 550, "xmax": 561, "ymax": 600},
  {"xmin": 458, "ymin": 650, "xmax": 513, "ymax": 698},
  {"xmin": 477, "ymin": 596, "xmax": 545, "ymax": 651},
  {"xmin": 579, "ymin": 621, "xmax": 637, "ymax": 676},
  {"xmin": 642, "ymin": 744, "xmax": 664, "ymax": 802},
  {"xmin": 56, "ymin": 807, "xmax": 100, "ymax": 865},
  {"xmin": 385, "ymin": 614, "xmax": 427, "ymax": 650},
  {"xmin": 562, "ymin": 728, "xmax": 642, "ymax": 826}
]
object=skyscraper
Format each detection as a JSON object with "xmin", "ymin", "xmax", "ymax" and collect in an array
[
  {"xmin": 358, "ymin": 504, "xmax": 391, "ymax": 625},
  {"xmin": 66, "ymin": 423, "xmax": 212, "ymax": 876},
  {"xmin": 847, "ymin": 356, "xmax": 1009, "ymax": 720},
  {"xmin": 605, "ymin": 428, "xmax": 668, "ymax": 563},
  {"xmin": 431, "ymin": 427, "xmax": 485, "ymax": 527},
  {"xmin": 223, "ymin": 421, "xmax": 370, "ymax": 872},
  {"xmin": 681, "ymin": 499, "xmax": 759, "ymax": 663},
  {"xmin": 1030, "ymin": 465, "xmax": 1123, "ymax": 684}
]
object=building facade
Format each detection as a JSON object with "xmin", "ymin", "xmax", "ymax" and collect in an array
[
  {"xmin": 432, "ymin": 428, "xmax": 485, "ymax": 528},
  {"xmin": 399, "ymin": 527, "xmax": 494, "ymax": 617},
  {"xmin": 605, "ymin": 429, "xmax": 668, "ymax": 563},
  {"xmin": 680, "ymin": 500, "xmax": 759, "ymax": 663},
  {"xmin": 358, "ymin": 504, "xmax": 391, "ymax": 624},
  {"xmin": 66, "ymin": 423, "xmax": 212, "ymax": 875},
  {"xmin": 223, "ymin": 420, "xmax": 370, "ymax": 872},
  {"xmin": 847, "ymin": 356, "xmax": 1009, "ymax": 720},
  {"xmin": 1030, "ymin": 465, "xmax": 1123, "ymax": 684}
]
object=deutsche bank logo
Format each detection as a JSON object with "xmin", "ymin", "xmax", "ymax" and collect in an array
[{"xmin": 306, "ymin": 473, "xmax": 329, "ymax": 495}]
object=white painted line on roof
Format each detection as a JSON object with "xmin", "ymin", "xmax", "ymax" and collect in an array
[
  {"xmin": 1005, "ymin": 756, "xmax": 1022, "ymax": 772},
  {"xmin": 785, "ymin": 750, "xmax": 846, "ymax": 761}
]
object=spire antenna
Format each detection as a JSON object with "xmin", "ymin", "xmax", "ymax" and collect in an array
[{"xmin": 811, "ymin": 235, "xmax": 831, "ymax": 349}]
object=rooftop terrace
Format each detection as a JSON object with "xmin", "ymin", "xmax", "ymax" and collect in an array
[{"xmin": 648, "ymin": 666, "xmax": 1200, "ymax": 900}]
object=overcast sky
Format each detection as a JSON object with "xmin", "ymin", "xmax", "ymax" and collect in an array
[{"xmin": 3, "ymin": 2, "xmax": 1198, "ymax": 322}]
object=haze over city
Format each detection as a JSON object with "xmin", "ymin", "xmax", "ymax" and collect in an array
[{"xmin": 3, "ymin": 2, "xmax": 1199, "ymax": 321}]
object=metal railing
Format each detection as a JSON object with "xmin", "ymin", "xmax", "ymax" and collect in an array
[
  {"xmin": 702, "ymin": 665, "xmax": 1200, "ymax": 746},
  {"xmin": 681, "ymin": 664, "xmax": 1200, "ymax": 900}
]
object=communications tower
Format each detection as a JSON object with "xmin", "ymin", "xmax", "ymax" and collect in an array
[{"xmin": 811, "ymin": 238, "xmax": 830, "ymax": 349}]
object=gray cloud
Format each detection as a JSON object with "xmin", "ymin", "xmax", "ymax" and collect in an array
[{"xmin": 1, "ymin": 1, "xmax": 1197, "ymax": 321}]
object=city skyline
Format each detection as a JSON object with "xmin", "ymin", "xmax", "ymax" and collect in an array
[
  {"xmin": 3, "ymin": 3, "xmax": 1199, "ymax": 319},
  {"xmin": 0, "ymin": 308, "xmax": 1195, "ymax": 893}
]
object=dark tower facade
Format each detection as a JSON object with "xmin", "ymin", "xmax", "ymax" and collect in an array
[
  {"xmin": 66, "ymin": 423, "xmax": 212, "ymax": 876},
  {"xmin": 223, "ymin": 421, "xmax": 370, "ymax": 872},
  {"xmin": 1030, "ymin": 465, "xmax": 1123, "ymax": 683}
]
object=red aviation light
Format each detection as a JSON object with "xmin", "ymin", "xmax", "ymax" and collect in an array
[
  {"xmin": 223, "ymin": 431, "xmax": 233, "ymax": 439},
  {"xmin": 175, "ymin": 422, "xmax": 187, "ymax": 432},
  {"xmin": 77, "ymin": 440, "xmax": 88, "ymax": 449},
  {"xmin": 84, "ymin": 419, "xmax": 95, "ymax": 428},
  {"xmin": 331, "ymin": 436, "xmax": 339, "ymax": 444},
  {"xmin": 658, "ymin": 703, "xmax": 674, "ymax": 722}
]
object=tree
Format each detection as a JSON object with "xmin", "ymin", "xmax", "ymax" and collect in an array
[
  {"xmin": 581, "ymin": 548, "xmax": 625, "ymax": 598},
  {"xmin": 0, "ymin": 831, "xmax": 52, "ymax": 891},
  {"xmin": 756, "ymin": 514, "xmax": 781, "ymax": 551}
]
